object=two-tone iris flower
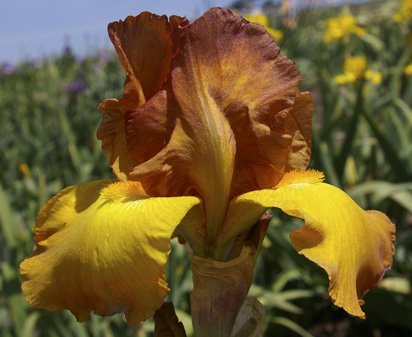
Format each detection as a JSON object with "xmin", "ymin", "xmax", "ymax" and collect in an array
[{"xmin": 20, "ymin": 8, "xmax": 395, "ymax": 336}]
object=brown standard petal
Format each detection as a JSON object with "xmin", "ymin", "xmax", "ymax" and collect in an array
[{"xmin": 97, "ymin": 13, "xmax": 188, "ymax": 180}]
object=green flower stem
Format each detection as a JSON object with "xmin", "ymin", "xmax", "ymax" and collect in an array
[{"xmin": 336, "ymin": 81, "xmax": 364, "ymax": 180}]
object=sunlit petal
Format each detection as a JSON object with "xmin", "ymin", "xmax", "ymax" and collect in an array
[
  {"xmin": 20, "ymin": 180, "xmax": 200, "ymax": 323},
  {"xmin": 221, "ymin": 170, "xmax": 395, "ymax": 318}
]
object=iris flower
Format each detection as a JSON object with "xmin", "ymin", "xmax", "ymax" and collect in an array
[
  {"xmin": 323, "ymin": 13, "xmax": 366, "ymax": 43},
  {"xmin": 404, "ymin": 63, "xmax": 412, "ymax": 75},
  {"xmin": 394, "ymin": 0, "xmax": 412, "ymax": 23},
  {"xmin": 334, "ymin": 56, "xmax": 382, "ymax": 85},
  {"xmin": 20, "ymin": 8, "xmax": 395, "ymax": 334}
]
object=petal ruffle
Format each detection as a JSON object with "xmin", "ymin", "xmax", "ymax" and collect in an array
[
  {"xmin": 97, "ymin": 13, "xmax": 188, "ymax": 180},
  {"xmin": 20, "ymin": 180, "xmax": 200, "ymax": 323},
  {"xmin": 107, "ymin": 12, "xmax": 188, "ymax": 102},
  {"xmin": 220, "ymin": 170, "xmax": 395, "ymax": 318}
]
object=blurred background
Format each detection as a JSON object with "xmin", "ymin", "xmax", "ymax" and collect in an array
[{"xmin": 1, "ymin": 0, "xmax": 411, "ymax": 336}]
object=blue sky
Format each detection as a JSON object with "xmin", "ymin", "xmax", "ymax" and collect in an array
[
  {"xmin": 0, "ymin": 0, "xmax": 366, "ymax": 64},
  {"xmin": 0, "ymin": 0, "xmax": 233, "ymax": 63}
]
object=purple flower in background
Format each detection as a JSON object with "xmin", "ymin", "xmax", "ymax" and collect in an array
[
  {"xmin": 98, "ymin": 50, "xmax": 112, "ymax": 63},
  {"xmin": 1, "ymin": 62, "xmax": 15, "ymax": 75},
  {"xmin": 66, "ymin": 79, "xmax": 86, "ymax": 93},
  {"xmin": 27, "ymin": 59, "xmax": 41, "ymax": 69},
  {"xmin": 93, "ymin": 50, "xmax": 112, "ymax": 72},
  {"xmin": 63, "ymin": 45, "xmax": 74, "ymax": 56},
  {"xmin": 63, "ymin": 36, "xmax": 74, "ymax": 57}
]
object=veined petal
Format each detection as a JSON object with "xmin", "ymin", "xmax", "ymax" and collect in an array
[
  {"xmin": 221, "ymin": 170, "xmax": 395, "ymax": 318},
  {"xmin": 97, "ymin": 13, "xmax": 188, "ymax": 180},
  {"xmin": 20, "ymin": 180, "xmax": 200, "ymax": 323}
]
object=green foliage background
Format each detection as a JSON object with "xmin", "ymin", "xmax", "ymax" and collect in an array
[{"xmin": 1, "ymin": 1, "xmax": 411, "ymax": 336}]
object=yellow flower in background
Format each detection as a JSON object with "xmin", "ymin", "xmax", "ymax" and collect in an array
[
  {"xmin": 365, "ymin": 70, "xmax": 382, "ymax": 85},
  {"xmin": 334, "ymin": 73, "xmax": 355, "ymax": 84},
  {"xmin": 335, "ymin": 56, "xmax": 366, "ymax": 84},
  {"xmin": 323, "ymin": 13, "xmax": 366, "ymax": 43},
  {"xmin": 404, "ymin": 63, "xmax": 412, "ymax": 75},
  {"xmin": 20, "ymin": 7, "xmax": 394, "ymax": 332},
  {"xmin": 244, "ymin": 13, "xmax": 283, "ymax": 41},
  {"xmin": 19, "ymin": 163, "xmax": 31, "ymax": 177},
  {"xmin": 335, "ymin": 56, "xmax": 381, "ymax": 85},
  {"xmin": 394, "ymin": 0, "xmax": 412, "ymax": 23},
  {"xmin": 345, "ymin": 56, "xmax": 367, "ymax": 79}
]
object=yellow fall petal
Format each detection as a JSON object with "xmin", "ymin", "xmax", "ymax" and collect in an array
[
  {"xmin": 220, "ymin": 170, "xmax": 395, "ymax": 318},
  {"xmin": 20, "ymin": 180, "xmax": 200, "ymax": 323}
]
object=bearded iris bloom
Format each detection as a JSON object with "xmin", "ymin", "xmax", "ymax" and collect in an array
[{"xmin": 20, "ymin": 8, "xmax": 395, "ymax": 336}]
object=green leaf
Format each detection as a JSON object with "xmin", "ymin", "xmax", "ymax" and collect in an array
[
  {"xmin": 349, "ymin": 181, "xmax": 412, "ymax": 211},
  {"xmin": 359, "ymin": 33, "xmax": 384, "ymax": 52},
  {"xmin": 0, "ymin": 185, "xmax": 18, "ymax": 248},
  {"xmin": 271, "ymin": 317, "xmax": 314, "ymax": 337},
  {"xmin": 362, "ymin": 107, "xmax": 410, "ymax": 179},
  {"xmin": 21, "ymin": 312, "xmax": 40, "ymax": 337}
]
